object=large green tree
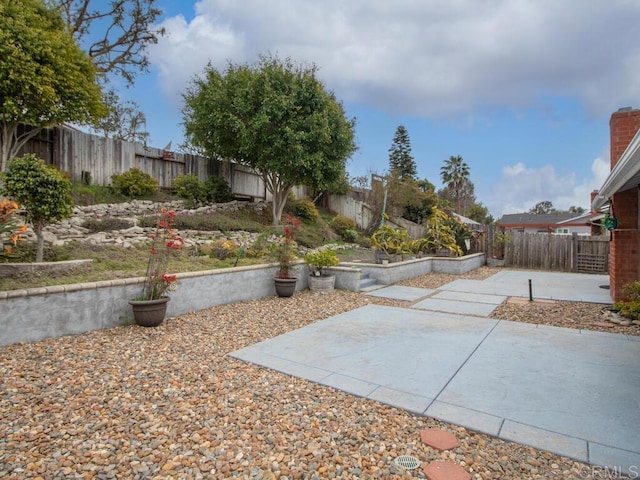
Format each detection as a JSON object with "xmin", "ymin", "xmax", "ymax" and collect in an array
[
  {"xmin": 0, "ymin": 0, "xmax": 104, "ymax": 171},
  {"xmin": 182, "ymin": 56, "xmax": 357, "ymax": 224},
  {"xmin": 440, "ymin": 155, "xmax": 470, "ymax": 213},
  {"xmin": 388, "ymin": 125, "xmax": 417, "ymax": 180}
]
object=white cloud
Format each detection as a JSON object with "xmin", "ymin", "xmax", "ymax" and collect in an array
[
  {"xmin": 149, "ymin": 0, "xmax": 640, "ymax": 117},
  {"xmin": 487, "ymin": 154, "xmax": 611, "ymax": 218}
]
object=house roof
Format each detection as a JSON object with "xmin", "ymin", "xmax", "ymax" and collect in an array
[
  {"xmin": 453, "ymin": 213, "xmax": 481, "ymax": 227},
  {"xmin": 556, "ymin": 212, "xmax": 592, "ymax": 224},
  {"xmin": 592, "ymin": 127, "xmax": 640, "ymax": 211},
  {"xmin": 497, "ymin": 212, "xmax": 588, "ymax": 226}
]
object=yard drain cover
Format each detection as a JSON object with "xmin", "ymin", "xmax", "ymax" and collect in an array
[{"xmin": 394, "ymin": 455, "xmax": 421, "ymax": 470}]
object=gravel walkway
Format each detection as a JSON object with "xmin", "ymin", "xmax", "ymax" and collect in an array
[{"xmin": 0, "ymin": 269, "xmax": 631, "ymax": 479}]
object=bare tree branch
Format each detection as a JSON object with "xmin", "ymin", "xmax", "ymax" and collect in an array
[{"xmin": 52, "ymin": 0, "xmax": 165, "ymax": 85}]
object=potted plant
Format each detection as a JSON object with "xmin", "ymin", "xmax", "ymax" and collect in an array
[
  {"xmin": 370, "ymin": 224, "xmax": 411, "ymax": 263},
  {"xmin": 271, "ymin": 214, "xmax": 300, "ymax": 297},
  {"xmin": 129, "ymin": 209, "xmax": 184, "ymax": 326},
  {"xmin": 305, "ymin": 248, "xmax": 339, "ymax": 292}
]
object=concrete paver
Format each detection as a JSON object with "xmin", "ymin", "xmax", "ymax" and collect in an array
[
  {"xmin": 365, "ymin": 285, "xmax": 433, "ymax": 301},
  {"xmin": 231, "ymin": 270, "xmax": 638, "ymax": 474}
]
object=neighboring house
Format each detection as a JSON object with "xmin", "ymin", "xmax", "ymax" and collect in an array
[
  {"xmin": 453, "ymin": 213, "xmax": 482, "ymax": 231},
  {"xmin": 497, "ymin": 212, "xmax": 591, "ymax": 235},
  {"xmin": 592, "ymin": 107, "xmax": 640, "ymax": 301}
]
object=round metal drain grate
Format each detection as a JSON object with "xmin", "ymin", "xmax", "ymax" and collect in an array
[{"xmin": 393, "ymin": 455, "xmax": 421, "ymax": 470}]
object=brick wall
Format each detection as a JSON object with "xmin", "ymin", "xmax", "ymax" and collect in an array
[
  {"xmin": 610, "ymin": 108, "xmax": 640, "ymax": 168},
  {"xmin": 609, "ymin": 108, "xmax": 640, "ymax": 300}
]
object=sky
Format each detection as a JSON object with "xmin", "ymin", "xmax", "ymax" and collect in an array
[{"xmin": 112, "ymin": 0, "xmax": 640, "ymax": 219}]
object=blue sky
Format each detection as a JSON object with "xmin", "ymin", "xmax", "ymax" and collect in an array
[{"xmin": 113, "ymin": 0, "xmax": 640, "ymax": 218}]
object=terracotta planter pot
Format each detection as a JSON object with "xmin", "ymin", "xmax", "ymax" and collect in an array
[
  {"xmin": 129, "ymin": 297, "xmax": 170, "ymax": 327},
  {"xmin": 274, "ymin": 277, "xmax": 297, "ymax": 297}
]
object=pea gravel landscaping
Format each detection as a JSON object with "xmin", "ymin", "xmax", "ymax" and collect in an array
[{"xmin": 1, "ymin": 267, "xmax": 634, "ymax": 479}]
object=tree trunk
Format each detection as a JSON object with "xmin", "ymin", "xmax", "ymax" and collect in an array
[
  {"xmin": 34, "ymin": 222, "xmax": 44, "ymax": 263},
  {"xmin": 0, "ymin": 122, "xmax": 44, "ymax": 172},
  {"xmin": 271, "ymin": 187, "xmax": 291, "ymax": 226}
]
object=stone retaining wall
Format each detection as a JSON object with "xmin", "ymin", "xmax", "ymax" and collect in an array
[{"xmin": 33, "ymin": 200, "xmax": 269, "ymax": 249}]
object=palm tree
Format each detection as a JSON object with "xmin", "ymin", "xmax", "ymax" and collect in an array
[{"xmin": 440, "ymin": 155, "xmax": 470, "ymax": 213}]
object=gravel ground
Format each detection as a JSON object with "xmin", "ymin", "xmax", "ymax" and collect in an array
[{"xmin": 0, "ymin": 268, "xmax": 633, "ymax": 479}]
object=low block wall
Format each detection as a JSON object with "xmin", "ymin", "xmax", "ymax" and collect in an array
[
  {"xmin": 0, "ymin": 253, "xmax": 485, "ymax": 347},
  {"xmin": 341, "ymin": 253, "xmax": 485, "ymax": 285},
  {"xmin": 0, "ymin": 263, "xmax": 308, "ymax": 347}
]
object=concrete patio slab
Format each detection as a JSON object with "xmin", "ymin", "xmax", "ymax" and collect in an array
[
  {"xmin": 231, "ymin": 301, "xmax": 640, "ymax": 474},
  {"xmin": 365, "ymin": 285, "xmax": 433, "ymax": 301},
  {"xmin": 438, "ymin": 270, "xmax": 611, "ymax": 303}
]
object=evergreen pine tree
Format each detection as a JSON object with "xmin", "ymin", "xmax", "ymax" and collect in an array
[{"xmin": 388, "ymin": 125, "xmax": 417, "ymax": 180}]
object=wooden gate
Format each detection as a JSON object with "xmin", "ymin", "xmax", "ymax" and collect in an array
[
  {"xmin": 574, "ymin": 235, "xmax": 610, "ymax": 273},
  {"xmin": 502, "ymin": 233, "xmax": 609, "ymax": 273}
]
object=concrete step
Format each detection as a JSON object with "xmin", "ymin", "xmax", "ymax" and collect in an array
[{"xmin": 359, "ymin": 277, "xmax": 382, "ymax": 291}]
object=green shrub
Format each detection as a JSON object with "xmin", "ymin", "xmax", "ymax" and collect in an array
[
  {"xmin": 304, "ymin": 249, "xmax": 339, "ymax": 276},
  {"xmin": 111, "ymin": 168, "xmax": 157, "ymax": 198},
  {"xmin": 246, "ymin": 232, "xmax": 270, "ymax": 258},
  {"xmin": 371, "ymin": 224, "xmax": 412, "ymax": 259},
  {"xmin": 205, "ymin": 175, "xmax": 233, "ymax": 203},
  {"xmin": 72, "ymin": 183, "xmax": 126, "ymax": 205},
  {"xmin": 330, "ymin": 215, "xmax": 356, "ymax": 237},
  {"xmin": 293, "ymin": 199, "xmax": 319, "ymax": 222},
  {"xmin": 210, "ymin": 239, "xmax": 239, "ymax": 260},
  {"xmin": 82, "ymin": 217, "xmax": 133, "ymax": 232},
  {"xmin": 342, "ymin": 229, "xmax": 358, "ymax": 243},
  {"xmin": 172, "ymin": 174, "xmax": 206, "ymax": 205},
  {"xmin": 613, "ymin": 281, "xmax": 640, "ymax": 319}
]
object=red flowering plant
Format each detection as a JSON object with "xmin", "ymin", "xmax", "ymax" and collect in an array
[
  {"xmin": 137, "ymin": 210, "xmax": 184, "ymax": 300},
  {"xmin": 272, "ymin": 214, "xmax": 301, "ymax": 278}
]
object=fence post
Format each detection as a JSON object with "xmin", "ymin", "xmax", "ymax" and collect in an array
[{"xmin": 571, "ymin": 232, "xmax": 578, "ymax": 272}]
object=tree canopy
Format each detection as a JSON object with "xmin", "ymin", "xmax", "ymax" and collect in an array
[
  {"xmin": 388, "ymin": 125, "xmax": 416, "ymax": 180},
  {"xmin": 182, "ymin": 55, "xmax": 357, "ymax": 224},
  {"xmin": 0, "ymin": 0, "xmax": 104, "ymax": 171},
  {"xmin": 92, "ymin": 90, "xmax": 149, "ymax": 143},
  {"xmin": 529, "ymin": 201, "xmax": 586, "ymax": 215},
  {"xmin": 440, "ymin": 155, "xmax": 470, "ymax": 213}
]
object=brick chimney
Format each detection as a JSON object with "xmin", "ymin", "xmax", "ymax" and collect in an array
[{"xmin": 610, "ymin": 107, "xmax": 640, "ymax": 169}]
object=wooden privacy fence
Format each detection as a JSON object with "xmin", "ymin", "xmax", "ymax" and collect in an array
[
  {"xmin": 17, "ymin": 124, "xmax": 312, "ymax": 201},
  {"xmin": 502, "ymin": 232, "xmax": 609, "ymax": 273}
]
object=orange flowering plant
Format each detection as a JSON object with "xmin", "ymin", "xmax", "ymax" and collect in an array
[
  {"xmin": 0, "ymin": 199, "xmax": 28, "ymax": 258},
  {"xmin": 138, "ymin": 210, "xmax": 184, "ymax": 300}
]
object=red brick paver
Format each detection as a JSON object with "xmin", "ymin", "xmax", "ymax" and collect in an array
[
  {"xmin": 423, "ymin": 461, "xmax": 471, "ymax": 480},
  {"xmin": 420, "ymin": 428, "xmax": 459, "ymax": 450}
]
